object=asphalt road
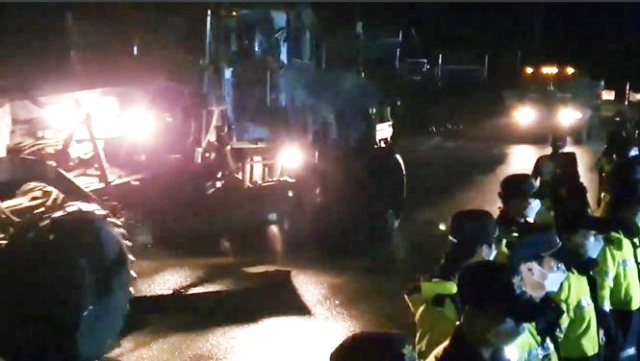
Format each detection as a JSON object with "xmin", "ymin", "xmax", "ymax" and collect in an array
[{"xmin": 107, "ymin": 130, "xmax": 605, "ymax": 361}]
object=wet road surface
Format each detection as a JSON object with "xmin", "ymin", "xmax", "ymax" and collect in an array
[{"xmin": 107, "ymin": 132, "xmax": 605, "ymax": 361}]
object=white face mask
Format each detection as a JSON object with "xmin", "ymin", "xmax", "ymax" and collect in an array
[
  {"xmin": 525, "ymin": 198, "xmax": 542, "ymax": 220},
  {"xmin": 482, "ymin": 244, "xmax": 498, "ymax": 261},
  {"xmin": 586, "ymin": 234, "xmax": 605, "ymax": 259},
  {"xmin": 543, "ymin": 270, "xmax": 568, "ymax": 293}
]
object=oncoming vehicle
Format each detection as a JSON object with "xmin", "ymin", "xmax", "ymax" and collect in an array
[{"xmin": 509, "ymin": 64, "xmax": 599, "ymax": 143}]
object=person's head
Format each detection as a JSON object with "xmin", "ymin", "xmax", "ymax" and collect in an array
[
  {"xmin": 608, "ymin": 155, "xmax": 640, "ymax": 225},
  {"xmin": 457, "ymin": 261, "xmax": 526, "ymax": 349},
  {"xmin": 559, "ymin": 216, "xmax": 607, "ymax": 260},
  {"xmin": 550, "ymin": 134, "xmax": 568, "ymax": 153},
  {"xmin": 330, "ymin": 331, "xmax": 410, "ymax": 361},
  {"xmin": 508, "ymin": 225, "xmax": 567, "ymax": 301},
  {"xmin": 499, "ymin": 174, "xmax": 541, "ymax": 220},
  {"xmin": 437, "ymin": 210, "xmax": 498, "ymax": 279}
]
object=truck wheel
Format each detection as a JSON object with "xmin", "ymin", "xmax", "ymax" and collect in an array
[{"xmin": 0, "ymin": 203, "xmax": 132, "ymax": 361}]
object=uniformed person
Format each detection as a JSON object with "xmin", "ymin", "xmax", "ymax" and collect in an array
[
  {"xmin": 506, "ymin": 226, "xmax": 566, "ymax": 361},
  {"xmin": 426, "ymin": 261, "xmax": 529, "ymax": 361},
  {"xmin": 403, "ymin": 210, "xmax": 498, "ymax": 359},
  {"xmin": 532, "ymin": 134, "xmax": 570, "ymax": 189},
  {"xmin": 596, "ymin": 129, "xmax": 635, "ymax": 211},
  {"xmin": 495, "ymin": 174, "xmax": 550, "ymax": 263},
  {"xmin": 596, "ymin": 155, "xmax": 640, "ymax": 361},
  {"xmin": 531, "ymin": 134, "xmax": 591, "ymax": 234},
  {"xmin": 556, "ymin": 216, "xmax": 609, "ymax": 361}
]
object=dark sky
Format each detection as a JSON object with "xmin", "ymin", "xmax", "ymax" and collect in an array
[{"xmin": 0, "ymin": 3, "xmax": 639, "ymax": 84}]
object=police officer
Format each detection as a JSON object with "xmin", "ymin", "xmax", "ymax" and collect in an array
[
  {"xmin": 403, "ymin": 210, "xmax": 498, "ymax": 359},
  {"xmin": 596, "ymin": 129, "xmax": 635, "ymax": 211},
  {"xmin": 597, "ymin": 155, "xmax": 640, "ymax": 361},
  {"xmin": 532, "ymin": 134, "xmax": 570, "ymax": 189},
  {"xmin": 531, "ymin": 134, "xmax": 591, "ymax": 234},
  {"xmin": 536, "ymin": 229, "xmax": 601, "ymax": 360},
  {"xmin": 505, "ymin": 227, "xmax": 564, "ymax": 361},
  {"xmin": 426, "ymin": 261, "xmax": 529, "ymax": 361},
  {"xmin": 495, "ymin": 174, "xmax": 549, "ymax": 262}
]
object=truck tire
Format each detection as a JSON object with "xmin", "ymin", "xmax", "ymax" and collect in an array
[{"xmin": 0, "ymin": 202, "xmax": 133, "ymax": 361}]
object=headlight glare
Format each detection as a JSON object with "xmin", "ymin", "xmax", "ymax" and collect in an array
[
  {"xmin": 513, "ymin": 106, "xmax": 537, "ymax": 126},
  {"xmin": 122, "ymin": 108, "xmax": 155, "ymax": 140},
  {"xmin": 557, "ymin": 107, "xmax": 583, "ymax": 126},
  {"xmin": 279, "ymin": 146, "xmax": 304, "ymax": 169}
]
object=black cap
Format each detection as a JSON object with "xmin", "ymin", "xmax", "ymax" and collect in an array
[
  {"xmin": 330, "ymin": 331, "xmax": 408, "ymax": 361},
  {"xmin": 449, "ymin": 209, "xmax": 497, "ymax": 248},
  {"xmin": 550, "ymin": 134, "xmax": 568, "ymax": 149},
  {"xmin": 458, "ymin": 261, "xmax": 519, "ymax": 317},
  {"xmin": 508, "ymin": 225, "xmax": 561, "ymax": 271},
  {"xmin": 500, "ymin": 174, "xmax": 539, "ymax": 200},
  {"xmin": 561, "ymin": 214, "xmax": 612, "ymax": 237}
]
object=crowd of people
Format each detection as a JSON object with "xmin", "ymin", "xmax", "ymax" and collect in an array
[{"xmin": 402, "ymin": 129, "xmax": 640, "ymax": 361}]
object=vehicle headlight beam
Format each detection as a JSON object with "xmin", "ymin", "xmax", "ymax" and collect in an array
[
  {"xmin": 513, "ymin": 106, "xmax": 537, "ymax": 126},
  {"xmin": 278, "ymin": 146, "xmax": 304, "ymax": 169},
  {"xmin": 557, "ymin": 107, "xmax": 583, "ymax": 127}
]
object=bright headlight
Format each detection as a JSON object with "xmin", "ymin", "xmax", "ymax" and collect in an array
[
  {"xmin": 279, "ymin": 146, "xmax": 304, "ymax": 169},
  {"xmin": 121, "ymin": 108, "xmax": 155, "ymax": 139},
  {"xmin": 557, "ymin": 107, "xmax": 583, "ymax": 126},
  {"xmin": 513, "ymin": 106, "xmax": 537, "ymax": 126},
  {"xmin": 43, "ymin": 104, "xmax": 83, "ymax": 133}
]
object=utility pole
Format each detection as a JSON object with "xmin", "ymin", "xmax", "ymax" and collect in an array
[{"xmin": 355, "ymin": 3, "xmax": 364, "ymax": 77}]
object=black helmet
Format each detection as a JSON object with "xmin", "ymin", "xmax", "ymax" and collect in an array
[
  {"xmin": 550, "ymin": 134, "xmax": 568, "ymax": 151},
  {"xmin": 449, "ymin": 209, "xmax": 497, "ymax": 248},
  {"xmin": 500, "ymin": 174, "xmax": 539, "ymax": 200}
]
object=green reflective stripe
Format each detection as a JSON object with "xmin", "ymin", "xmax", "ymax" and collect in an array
[
  {"xmin": 577, "ymin": 297, "xmax": 594, "ymax": 310},
  {"xmin": 601, "ymin": 271, "xmax": 615, "ymax": 281},
  {"xmin": 620, "ymin": 258, "xmax": 635, "ymax": 268}
]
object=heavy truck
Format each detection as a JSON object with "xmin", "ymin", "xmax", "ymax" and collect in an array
[
  {"xmin": 506, "ymin": 63, "xmax": 603, "ymax": 143},
  {"xmin": 0, "ymin": 5, "xmax": 406, "ymax": 360}
]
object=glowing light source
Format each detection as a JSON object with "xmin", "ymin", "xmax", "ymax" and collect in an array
[
  {"xmin": 121, "ymin": 108, "xmax": 155, "ymax": 140},
  {"xmin": 513, "ymin": 106, "xmax": 538, "ymax": 126},
  {"xmin": 524, "ymin": 66, "xmax": 534, "ymax": 74},
  {"xmin": 565, "ymin": 66, "xmax": 575, "ymax": 75},
  {"xmin": 278, "ymin": 146, "xmax": 304, "ymax": 169},
  {"xmin": 557, "ymin": 107, "xmax": 583, "ymax": 126},
  {"xmin": 540, "ymin": 66, "xmax": 559, "ymax": 75}
]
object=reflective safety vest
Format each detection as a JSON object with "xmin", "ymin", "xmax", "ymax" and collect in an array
[
  {"xmin": 594, "ymin": 232, "xmax": 640, "ymax": 312},
  {"xmin": 404, "ymin": 279, "xmax": 459, "ymax": 360},
  {"xmin": 550, "ymin": 270, "xmax": 600, "ymax": 359},
  {"xmin": 507, "ymin": 323, "xmax": 558, "ymax": 361}
]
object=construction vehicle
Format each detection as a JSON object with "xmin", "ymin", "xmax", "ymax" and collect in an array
[
  {"xmin": 1, "ymin": 4, "xmax": 406, "ymax": 257},
  {"xmin": 507, "ymin": 64, "xmax": 603, "ymax": 143}
]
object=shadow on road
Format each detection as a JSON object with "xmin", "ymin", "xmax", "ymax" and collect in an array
[{"xmin": 123, "ymin": 269, "xmax": 311, "ymax": 335}]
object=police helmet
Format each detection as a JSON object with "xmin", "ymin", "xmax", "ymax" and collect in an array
[
  {"xmin": 500, "ymin": 174, "xmax": 539, "ymax": 201},
  {"xmin": 449, "ymin": 209, "xmax": 497, "ymax": 248},
  {"xmin": 550, "ymin": 134, "xmax": 568, "ymax": 151}
]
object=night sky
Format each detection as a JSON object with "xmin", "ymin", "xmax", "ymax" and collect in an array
[{"xmin": 0, "ymin": 3, "xmax": 639, "ymax": 86}]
